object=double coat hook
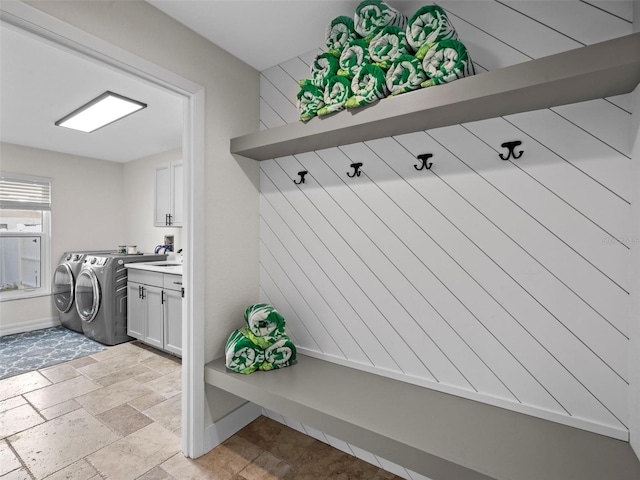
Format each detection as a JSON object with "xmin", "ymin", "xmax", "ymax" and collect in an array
[
  {"xmin": 347, "ymin": 162, "xmax": 363, "ymax": 177},
  {"xmin": 499, "ymin": 141, "xmax": 524, "ymax": 161},
  {"xmin": 294, "ymin": 170, "xmax": 308, "ymax": 184},
  {"xmin": 415, "ymin": 153, "xmax": 433, "ymax": 170}
]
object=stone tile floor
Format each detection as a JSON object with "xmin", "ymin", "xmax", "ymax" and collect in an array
[{"xmin": 0, "ymin": 340, "xmax": 401, "ymax": 480}]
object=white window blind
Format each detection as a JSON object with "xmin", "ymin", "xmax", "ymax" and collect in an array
[{"xmin": 0, "ymin": 173, "xmax": 51, "ymax": 211}]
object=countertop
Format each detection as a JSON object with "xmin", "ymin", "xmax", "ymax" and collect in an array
[{"xmin": 125, "ymin": 260, "xmax": 183, "ymax": 276}]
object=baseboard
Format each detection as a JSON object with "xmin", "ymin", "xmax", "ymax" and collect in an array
[
  {"xmin": 203, "ymin": 401, "xmax": 262, "ymax": 452},
  {"xmin": 0, "ymin": 317, "xmax": 60, "ymax": 337}
]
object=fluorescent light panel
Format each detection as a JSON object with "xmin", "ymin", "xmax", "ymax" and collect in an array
[{"xmin": 55, "ymin": 91, "xmax": 146, "ymax": 133}]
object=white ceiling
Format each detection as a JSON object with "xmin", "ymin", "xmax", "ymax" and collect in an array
[{"xmin": 0, "ymin": 1, "xmax": 410, "ymax": 163}]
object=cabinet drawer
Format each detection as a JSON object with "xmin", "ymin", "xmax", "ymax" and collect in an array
[
  {"xmin": 163, "ymin": 274, "xmax": 183, "ymax": 292},
  {"xmin": 128, "ymin": 269, "xmax": 163, "ymax": 288}
]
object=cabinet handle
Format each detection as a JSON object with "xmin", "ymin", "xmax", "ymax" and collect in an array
[
  {"xmin": 141, "ymin": 286, "xmax": 146, "ymax": 300},
  {"xmin": 173, "ymin": 281, "xmax": 182, "ymax": 285},
  {"xmin": 168, "ymin": 213, "xmax": 173, "ymax": 226},
  {"xmin": 138, "ymin": 285, "xmax": 142, "ymax": 299},
  {"xmin": 161, "ymin": 291, "xmax": 166, "ymax": 304}
]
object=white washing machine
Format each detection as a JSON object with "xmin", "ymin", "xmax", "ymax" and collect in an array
[
  {"xmin": 75, "ymin": 253, "xmax": 167, "ymax": 345},
  {"xmin": 53, "ymin": 251, "xmax": 111, "ymax": 332}
]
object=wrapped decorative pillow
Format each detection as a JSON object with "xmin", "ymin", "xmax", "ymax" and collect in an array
[
  {"xmin": 354, "ymin": 0, "xmax": 407, "ymax": 41},
  {"xmin": 345, "ymin": 63, "xmax": 388, "ymax": 109},
  {"xmin": 338, "ymin": 39, "xmax": 371, "ymax": 79},
  {"xmin": 297, "ymin": 83, "xmax": 325, "ymax": 122},
  {"xmin": 406, "ymin": 5, "xmax": 458, "ymax": 59},
  {"xmin": 386, "ymin": 54, "xmax": 427, "ymax": 96},
  {"xmin": 420, "ymin": 39, "xmax": 475, "ymax": 87},
  {"xmin": 326, "ymin": 15, "xmax": 357, "ymax": 57},
  {"xmin": 368, "ymin": 25, "xmax": 411, "ymax": 70},
  {"xmin": 317, "ymin": 76, "xmax": 353, "ymax": 116}
]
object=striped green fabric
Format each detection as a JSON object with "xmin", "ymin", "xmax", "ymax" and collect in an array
[
  {"xmin": 326, "ymin": 16, "xmax": 357, "ymax": 57},
  {"xmin": 259, "ymin": 337, "xmax": 297, "ymax": 371},
  {"xmin": 407, "ymin": 5, "xmax": 458, "ymax": 59},
  {"xmin": 354, "ymin": 0, "xmax": 407, "ymax": 42},
  {"xmin": 317, "ymin": 76, "xmax": 352, "ymax": 117},
  {"xmin": 386, "ymin": 55, "xmax": 427, "ymax": 96},
  {"xmin": 338, "ymin": 39, "xmax": 370, "ymax": 79},
  {"xmin": 420, "ymin": 39, "xmax": 475, "ymax": 87},
  {"xmin": 244, "ymin": 303, "xmax": 286, "ymax": 340},
  {"xmin": 307, "ymin": 52, "xmax": 340, "ymax": 87},
  {"xmin": 297, "ymin": 83, "xmax": 325, "ymax": 122},
  {"xmin": 368, "ymin": 25, "xmax": 411, "ymax": 70},
  {"xmin": 226, "ymin": 304, "xmax": 297, "ymax": 374},
  {"xmin": 225, "ymin": 327, "xmax": 265, "ymax": 375},
  {"xmin": 345, "ymin": 63, "xmax": 388, "ymax": 108}
]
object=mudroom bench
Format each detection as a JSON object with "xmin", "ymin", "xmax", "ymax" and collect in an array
[{"xmin": 204, "ymin": 354, "xmax": 640, "ymax": 480}]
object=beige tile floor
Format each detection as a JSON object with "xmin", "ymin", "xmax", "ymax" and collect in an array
[{"xmin": 1, "ymin": 340, "xmax": 401, "ymax": 480}]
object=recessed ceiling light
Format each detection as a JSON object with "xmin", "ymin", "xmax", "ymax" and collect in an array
[{"xmin": 55, "ymin": 91, "xmax": 147, "ymax": 133}]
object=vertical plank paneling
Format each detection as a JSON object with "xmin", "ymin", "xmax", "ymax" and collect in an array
[{"xmin": 257, "ymin": 0, "xmax": 632, "ymax": 439}]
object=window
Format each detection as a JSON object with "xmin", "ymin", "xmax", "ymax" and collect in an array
[{"xmin": 0, "ymin": 173, "xmax": 51, "ymax": 301}]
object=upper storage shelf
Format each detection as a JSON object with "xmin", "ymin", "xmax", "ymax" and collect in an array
[{"xmin": 231, "ymin": 33, "xmax": 640, "ymax": 161}]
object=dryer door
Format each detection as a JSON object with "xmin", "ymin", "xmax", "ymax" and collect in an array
[
  {"xmin": 76, "ymin": 269, "xmax": 101, "ymax": 323},
  {"xmin": 53, "ymin": 263, "xmax": 74, "ymax": 313}
]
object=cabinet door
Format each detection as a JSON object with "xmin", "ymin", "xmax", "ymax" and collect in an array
[
  {"xmin": 126, "ymin": 282, "xmax": 145, "ymax": 339},
  {"xmin": 154, "ymin": 163, "xmax": 171, "ymax": 227},
  {"xmin": 171, "ymin": 161, "xmax": 183, "ymax": 227},
  {"xmin": 164, "ymin": 289, "xmax": 182, "ymax": 356},
  {"xmin": 144, "ymin": 285, "xmax": 164, "ymax": 349}
]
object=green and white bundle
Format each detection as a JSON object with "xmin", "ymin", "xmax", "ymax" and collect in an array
[
  {"xmin": 259, "ymin": 337, "xmax": 297, "ymax": 371},
  {"xmin": 307, "ymin": 52, "xmax": 340, "ymax": 87},
  {"xmin": 244, "ymin": 303, "xmax": 286, "ymax": 341},
  {"xmin": 317, "ymin": 76, "xmax": 352, "ymax": 117},
  {"xmin": 368, "ymin": 25, "xmax": 411, "ymax": 70},
  {"xmin": 225, "ymin": 327, "xmax": 265, "ymax": 375},
  {"xmin": 354, "ymin": 0, "xmax": 408, "ymax": 42},
  {"xmin": 226, "ymin": 304, "xmax": 297, "ymax": 375},
  {"xmin": 326, "ymin": 15, "xmax": 357, "ymax": 57},
  {"xmin": 386, "ymin": 54, "xmax": 427, "ymax": 96},
  {"xmin": 421, "ymin": 39, "xmax": 475, "ymax": 87},
  {"xmin": 345, "ymin": 63, "xmax": 388, "ymax": 109},
  {"xmin": 297, "ymin": 83, "xmax": 325, "ymax": 122},
  {"xmin": 338, "ymin": 39, "xmax": 371, "ymax": 79},
  {"xmin": 407, "ymin": 5, "xmax": 458, "ymax": 59}
]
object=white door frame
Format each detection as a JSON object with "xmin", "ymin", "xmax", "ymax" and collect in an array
[{"xmin": 0, "ymin": 0, "xmax": 207, "ymax": 457}]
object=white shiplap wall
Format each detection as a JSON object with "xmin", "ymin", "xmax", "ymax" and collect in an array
[{"xmin": 258, "ymin": 2, "xmax": 634, "ymax": 463}]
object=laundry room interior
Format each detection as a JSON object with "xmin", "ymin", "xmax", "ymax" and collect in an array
[{"xmin": 1, "ymin": 1, "xmax": 640, "ymax": 480}]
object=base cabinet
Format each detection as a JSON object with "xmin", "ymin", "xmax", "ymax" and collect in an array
[{"xmin": 127, "ymin": 269, "xmax": 182, "ymax": 356}]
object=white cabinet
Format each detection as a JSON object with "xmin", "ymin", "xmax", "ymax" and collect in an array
[
  {"xmin": 154, "ymin": 160, "xmax": 183, "ymax": 227},
  {"xmin": 127, "ymin": 269, "xmax": 182, "ymax": 356}
]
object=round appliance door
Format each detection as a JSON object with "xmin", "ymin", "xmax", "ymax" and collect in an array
[
  {"xmin": 53, "ymin": 264, "xmax": 74, "ymax": 313},
  {"xmin": 75, "ymin": 269, "xmax": 101, "ymax": 323}
]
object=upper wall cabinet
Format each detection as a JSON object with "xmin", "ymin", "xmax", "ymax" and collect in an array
[{"xmin": 154, "ymin": 161, "xmax": 183, "ymax": 227}]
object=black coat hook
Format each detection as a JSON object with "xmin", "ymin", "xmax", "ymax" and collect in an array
[
  {"xmin": 499, "ymin": 141, "xmax": 523, "ymax": 161},
  {"xmin": 294, "ymin": 170, "xmax": 308, "ymax": 184},
  {"xmin": 347, "ymin": 162, "xmax": 363, "ymax": 178},
  {"xmin": 415, "ymin": 153, "xmax": 433, "ymax": 170}
]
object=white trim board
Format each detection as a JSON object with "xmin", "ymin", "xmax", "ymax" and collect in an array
[{"xmin": 0, "ymin": 316, "xmax": 59, "ymax": 337}]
